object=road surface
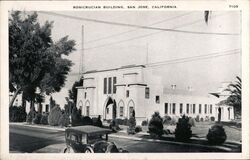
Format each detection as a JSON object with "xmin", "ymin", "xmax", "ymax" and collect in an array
[{"xmin": 9, "ymin": 124, "xmax": 228, "ymax": 153}]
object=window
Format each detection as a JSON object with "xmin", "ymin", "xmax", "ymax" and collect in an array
[
  {"xmin": 104, "ymin": 78, "xmax": 107, "ymax": 94},
  {"xmin": 205, "ymin": 104, "xmax": 207, "ymax": 114},
  {"xmin": 108, "ymin": 77, "xmax": 112, "ymax": 94},
  {"xmin": 86, "ymin": 106, "xmax": 90, "ymax": 116},
  {"xmin": 180, "ymin": 103, "xmax": 183, "ymax": 114},
  {"xmin": 186, "ymin": 104, "xmax": 189, "ymax": 114},
  {"xmin": 126, "ymin": 90, "xmax": 129, "ymax": 98},
  {"xmin": 129, "ymin": 107, "xmax": 134, "ymax": 118},
  {"xmin": 45, "ymin": 104, "xmax": 49, "ymax": 113},
  {"xmin": 84, "ymin": 92, "xmax": 87, "ymax": 99},
  {"xmin": 119, "ymin": 106, "xmax": 124, "ymax": 117},
  {"xmin": 145, "ymin": 87, "xmax": 150, "ymax": 99},
  {"xmin": 193, "ymin": 104, "xmax": 196, "ymax": 114},
  {"xmin": 199, "ymin": 104, "xmax": 202, "ymax": 114},
  {"xmin": 164, "ymin": 103, "xmax": 168, "ymax": 114},
  {"xmin": 210, "ymin": 105, "xmax": 212, "ymax": 114},
  {"xmin": 155, "ymin": 96, "xmax": 160, "ymax": 103},
  {"xmin": 172, "ymin": 103, "xmax": 176, "ymax": 114},
  {"xmin": 113, "ymin": 77, "xmax": 117, "ymax": 94}
]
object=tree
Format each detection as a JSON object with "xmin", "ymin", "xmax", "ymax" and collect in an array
[
  {"xmin": 68, "ymin": 78, "xmax": 83, "ymax": 104},
  {"xmin": 219, "ymin": 76, "xmax": 241, "ymax": 119},
  {"xmin": 9, "ymin": 11, "xmax": 75, "ymax": 108}
]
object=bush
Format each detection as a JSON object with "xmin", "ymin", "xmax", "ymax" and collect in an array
[
  {"xmin": 71, "ymin": 106, "xmax": 82, "ymax": 126},
  {"xmin": 210, "ymin": 116, "xmax": 215, "ymax": 121},
  {"xmin": 32, "ymin": 113, "xmax": 42, "ymax": 124},
  {"xmin": 58, "ymin": 114, "xmax": 70, "ymax": 127},
  {"xmin": 195, "ymin": 115, "xmax": 200, "ymax": 122},
  {"xmin": 48, "ymin": 106, "xmax": 62, "ymax": 126},
  {"xmin": 110, "ymin": 119, "xmax": 121, "ymax": 132},
  {"xmin": 188, "ymin": 117, "xmax": 196, "ymax": 127},
  {"xmin": 163, "ymin": 115, "xmax": 172, "ymax": 125},
  {"xmin": 205, "ymin": 116, "xmax": 210, "ymax": 122},
  {"xmin": 200, "ymin": 117, "xmax": 204, "ymax": 122},
  {"xmin": 135, "ymin": 126, "xmax": 142, "ymax": 133},
  {"xmin": 9, "ymin": 106, "xmax": 27, "ymax": 122},
  {"xmin": 175, "ymin": 115, "xmax": 192, "ymax": 142},
  {"xmin": 207, "ymin": 124, "xmax": 227, "ymax": 145},
  {"xmin": 148, "ymin": 112, "xmax": 163, "ymax": 138},
  {"xmin": 81, "ymin": 116, "xmax": 93, "ymax": 125},
  {"xmin": 40, "ymin": 113, "xmax": 49, "ymax": 125},
  {"xmin": 93, "ymin": 115, "xmax": 103, "ymax": 127},
  {"xmin": 141, "ymin": 120, "xmax": 148, "ymax": 126},
  {"xmin": 127, "ymin": 117, "xmax": 136, "ymax": 134},
  {"xmin": 26, "ymin": 110, "xmax": 37, "ymax": 124}
]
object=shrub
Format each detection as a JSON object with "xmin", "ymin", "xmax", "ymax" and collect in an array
[
  {"xmin": 135, "ymin": 125, "xmax": 142, "ymax": 133},
  {"xmin": 127, "ymin": 117, "xmax": 136, "ymax": 134},
  {"xmin": 81, "ymin": 116, "xmax": 93, "ymax": 125},
  {"xmin": 210, "ymin": 116, "xmax": 215, "ymax": 121},
  {"xmin": 170, "ymin": 116, "xmax": 178, "ymax": 125},
  {"xmin": 188, "ymin": 117, "xmax": 196, "ymax": 127},
  {"xmin": 93, "ymin": 115, "xmax": 103, "ymax": 127},
  {"xmin": 48, "ymin": 106, "xmax": 62, "ymax": 126},
  {"xmin": 163, "ymin": 115, "xmax": 172, "ymax": 125},
  {"xmin": 110, "ymin": 119, "xmax": 121, "ymax": 132},
  {"xmin": 26, "ymin": 110, "xmax": 37, "ymax": 124},
  {"xmin": 148, "ymin": 112, "xmax": 163, "ymax": 138},
  {"xmin": 32, "ymin": 113, "xmax": 42, "ymax": 124},
  {"xmin": 205, "ymin": 116, "xmax": 210, "ymax": 122},
  {"xmin": 195, "ymin": 115, "xmax": 200, "ymax": 122},
  {"xmin": 71, "ymin": 106, "xmax": 82, "ymax": 126},
  {"xmin": 123, "ymin": 118, "xmax": 129, "ymax": 126},
  {"xmin": 40, "ymin": 113, "xmax": 49, "ymax": 125},
  {"xmin": 207, "ymin": 124, "xmax": 227, "ymax": 145},
  {"xmin": 200, "ymin": 117, "xmax": 204, "ymax": 122},
  {"xmin": 141, "ymin": 120, "xmax": 148, "ymax": 126},
  {"xmin": 175, "ymin": 115, "xmax": 192, "ymax": 142},
  {"xmin": 58, "ymin": 114, "xmax": 70, "ymax": 127},
  {"xmin": 9, "ymin": 106, "xmax": 27, "ymax": 122}
]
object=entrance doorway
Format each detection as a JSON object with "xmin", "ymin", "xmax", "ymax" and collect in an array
[{"xmin": 104, "ymin": 97, "xmax": 117, "ymax": 120}]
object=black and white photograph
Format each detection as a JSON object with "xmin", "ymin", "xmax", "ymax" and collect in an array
[{"xmin": 1, "ymin": 1, "xmax": 250, "ymax": 160}]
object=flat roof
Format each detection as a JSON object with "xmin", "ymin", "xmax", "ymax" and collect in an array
[
  {"xmin": 66, "ymin": 125, "xmax": 112, "ymax": 134},
  {"xmin": 84, "ymin": 64, "xmax": 145, "ymax": 74}
]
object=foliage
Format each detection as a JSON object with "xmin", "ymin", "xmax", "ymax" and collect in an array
[
  {"xmin": 148, "ymin": 112, "xmax": 163, "ymax": 138},
  {"xmin": 9, "ymin": 106, "xmax": 27, "ymax": 122},
  {"xmin": 135, "ymin": 126, "xmax": 142, "ymax": 133},
  {"xmin": 188, "ymin": 117, "xmax": 196, "ymax": 127},
  {"xmin": 127, "ymin": 117, "xmax": 136, "ymax": 134},
  {"xmin": 219, "ymin": 76, "xmax": 241, "ymax": 119},
  {"xmin": 93, "ymin": 115, "xmax": 103, "ymax": 127},
  {"xmin": 210, "ymin": 116, "xmax": 215, "ymax": 121},
  {"xmin": 32, "ymin": 113, "xmax": 42, "ymax": 124},
  {"xmin": 141, "ymin": 120, "xmax": 148, "ymax": 126},
  {"xmin": 81, "ymin": 116, "xmax": 93, "ymax": 126},
  {"xmin": 58, "ymin": 114, "xmax": 70, "ymax": 127},
  {"xmin": 68, "ymin": 79, "xmax": 83, "ymax": 104},
  {"xmin": 207, "ymin": 124, "xmax": 227, "ymax": 145},
  {"xmin": 26, "ymin": 110, "xmax": 37, "ymax": 124},
  {"xmin": 71, "ymin": 106, "xmax": 82, "ymax": 126},
  {"xmin": 195, "ymin": 115, "xmax": 200, "ymax": 122},
  {"xmin": 163, "ymin": 115, "xmax": 172, "ymax": 125},
  {"xmin": 116, "ymin": 118, "xmax": 128, "ymax": 126},
  {"xmin": 48, "ymin": 106, "xmax": 62, "ymax": 126},
  {"xmin": 40, "ymin": 113, "xmax": 49, "ymax": 125},
  {"xmin": 9, "ymin": 11, "xmax": 75, "ymax": 108},
  {"xmin": 175, "ymin": 115, "xmax": 192, "ymax": 142}
]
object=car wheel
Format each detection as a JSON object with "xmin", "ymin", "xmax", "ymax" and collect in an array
[
  {"xmin": 64, "ymin": 147, "xmax": 75, "ymax": 153},
  {"xmin": 84, "ymin": 147, "xmax": 94, "ymax": 153}
]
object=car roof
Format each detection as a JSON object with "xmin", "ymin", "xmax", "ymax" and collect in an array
[{"xmin": 66, "ymin": 125, "xmax": 112, "ymax": 135}]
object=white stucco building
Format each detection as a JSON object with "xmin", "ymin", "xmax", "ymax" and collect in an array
[{"xmin": 76, "ymin": 65, "xmax": 234, "ymax": 124}]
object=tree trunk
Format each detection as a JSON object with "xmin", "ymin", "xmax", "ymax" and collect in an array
[{"xmin": 9, "ymin": 87, "xmax": 22, "ymax": 108}]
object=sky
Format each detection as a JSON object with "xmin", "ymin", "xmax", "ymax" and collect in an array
[{"xmin": 35, "ymin": 11, "xmax": 241, "ymax": 107}]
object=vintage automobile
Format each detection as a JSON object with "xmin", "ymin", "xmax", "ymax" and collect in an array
[{"xmin": 63, "ymin": 125, "xmax": 128, "ymax": 153}]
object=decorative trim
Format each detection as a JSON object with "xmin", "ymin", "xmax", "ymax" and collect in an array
[
  {"xmin": 115, "ymin": 84, "xmax": 126, "ymax": 87},
  {"xmin": 128, "ymin": 83, "xmax": 147, "ymax": 87},
  {"xmin": 83, "ymin": 77, "xmax": 95, "ymax": 80},
  {"xmin": 123, "ymin": 72, "xmax": 138, "ymax": 76}
]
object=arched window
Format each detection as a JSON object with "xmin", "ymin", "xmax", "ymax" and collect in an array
[
  {"xmin": 118, "ymin": 100, "xmax": 125, "ymax": 117},
  {"xmin": 85, "ymin": 100, "xmax": 90, "ymax": 116},
  {"xmin": 128, "ymin": 100, "xmax": 135, "ymax": 118}
]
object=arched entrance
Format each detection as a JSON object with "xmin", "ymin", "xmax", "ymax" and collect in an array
[{"xmin": 104, "ymin": 97, "xmax": 117, "ymax": 120}]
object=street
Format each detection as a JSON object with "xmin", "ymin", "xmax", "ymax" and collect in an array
[{"xmin": 10, "ymin": 124, "xmax": 228, "ymax": 153}]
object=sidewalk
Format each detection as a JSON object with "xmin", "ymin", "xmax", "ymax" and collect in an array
[{"xmin": 10, "ymin": 122, "xmax": 241, "ymax": 153}]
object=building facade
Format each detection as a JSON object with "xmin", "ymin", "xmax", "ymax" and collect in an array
[{"xmin": 76, "ymin": 65, "xmax": 234, "ymax": 124}]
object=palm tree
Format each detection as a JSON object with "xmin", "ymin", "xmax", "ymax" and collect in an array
[{"xmin": 220, "ymin": 76, "xmax": 241, "ymax": 119}]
